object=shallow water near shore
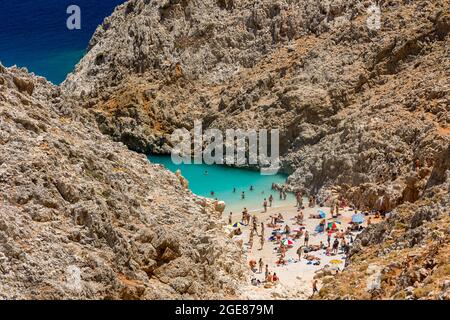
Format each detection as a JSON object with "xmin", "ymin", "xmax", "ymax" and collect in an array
[{"xmin": 148, "ymin": 155, "xmax": 295, "ymax": 213}]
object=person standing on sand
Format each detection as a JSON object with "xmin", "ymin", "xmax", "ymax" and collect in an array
[
  {"xmin": 332, "ymin": 238, "xmax": 339, "ymax": 254},
  {"xmin": 327, "ymin": 231, "xmax": 332, "ymax": 247},
  {"xmin": 242, "ymin": 208, "xmax": 249, "ymax": 224},
  {"xmin": 296, "ymin": 246, "xmax": 302, "ymax": 261},
  {"xmin": 259, "ymin": 235, "xmax": 264, "ymax": 250},
  {"xmin": 269, "ymin": 194, "xmax": 273, "ymax": 207},
  {"xmin": 228, "ymin": 212, "xmax": 232, "ymax": 225},
  {"xmin": 265, "ymin": 265, "xmax": 269, "ymax": 279},
  {"xmin": 260, "ymin": 222, "xmax": 265, "ymax": 238},
  {"xmin": 296, "ymin": 191, "xmax": 302, "ymax": 207},
  {"xmin": 263, "ymin": 199, "xmax": 268, "ymax": 212},
  {"xmin": 258, "ymin": 258, "xmax": 264, "ymax": 273},
  {"xmin": 312, "ymin": 279, "xmax": 319, "ymax": 296},
  {"xmin": 304, "ymin": 231, "xmax": 309, "ymax": 246}
]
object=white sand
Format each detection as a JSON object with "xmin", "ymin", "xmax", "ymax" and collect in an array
[{"xmin": 225, "ymin": 197, "xmax": 368, "ymax": 299}]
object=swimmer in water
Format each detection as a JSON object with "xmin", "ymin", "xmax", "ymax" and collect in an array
[
  {"xmin": 233, "ymin": 187, "xmax": 236, "ymax": 193},
  {"xmin": 204, "ymin": 170, "xmax": 208, "ymax": 175},
  {"xmin": 211, "ymin": 191, "xmax": 215, "ymax": 196},
  {"xmin": 250, "ymin": 186, "xmax": 254, "ymax": 191},
  {"xmin": 241, "ymin": 191, "xmax": 245, "ymax": 199}
]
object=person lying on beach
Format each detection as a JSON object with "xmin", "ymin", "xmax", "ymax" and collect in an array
[
  {"xmin": 292, "ymin": 231, "xmax": 303, "ymax": 239},
  {"xmin": 276, "ymin": 257, "xmax": 287, "ymax": 266},
  {"xmin": 309, "ymin": 213, "xmax": 322, "ymax": 219},
  {"xmin": 334, "ymin": 231, "xmax": 345, "ymax": 239},
  {"xmin": 233, "ymin": 228, "xmax": 242, "ymax": 236},
  {"xmin": 308, "ymin": 244, "xmax": 321, "ymax": 252},
  {"xmin": 304, "ymin": 254, "xmax": 321, "ymax": 261}
]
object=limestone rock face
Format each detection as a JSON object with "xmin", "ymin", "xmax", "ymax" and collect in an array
[
  {"xmin": 63, "ymin": 0, "xmax": 449, "ymax": 201},
  {"xmin": 318, "ymin": 178, "xmax": 450, "ymax": 300},
  {"xmin": 0, "ymin": 65, "xmax": 248, "ymax": 299},
  {"xmin": 59, "ymin": 0, "xmax": 449, "ymax": 300},
  {"xmin": 2, "ymin": 0, "xmax": 449, "ymax": 300}
]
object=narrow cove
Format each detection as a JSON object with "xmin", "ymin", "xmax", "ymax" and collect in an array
[{"xmin": 148, "ymin": 155, "xmax": 295, "ymax": 213}]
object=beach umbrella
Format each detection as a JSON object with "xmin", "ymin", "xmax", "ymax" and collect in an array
[
  {"xmin": 327, "ymin": 221, "xmax": 341, "ymax": 230},
  {"xmin": 282, "ymin": 239, "xmax": 294, "ymax": 246},
  {"xmin": 232, "ymin": 222, "xmax": 243, "ymax": 228},
  {"xmin": 318, "ymin": 210, "xmax": 327, "ymax": 218},
  {"xmin": 352, "ymin": 213, "xmax": 365, "ymax": 224},
  {"xmin": 330, "ymin": 259, "xmax": 343, "ymax": 265}
]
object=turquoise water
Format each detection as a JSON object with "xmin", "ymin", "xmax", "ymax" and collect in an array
[{"xmin": 148, "ymin": 155, "xmax": 295, "ymax": 213}]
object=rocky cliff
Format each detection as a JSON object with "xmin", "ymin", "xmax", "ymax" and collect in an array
[
  {"xmin": 0, "ymin": 65, "xmax": 248, "ymax": 299},
  {"xmin": 63, "ymin": 0, "xmax": 449, "ymax": 200},
  {"xmin": 62, "ymin": 0, "xmax": 449, "ymax": 300},
  {"xmin": 1, "ymin": 0, "xmax": 449, "ymax": 300}
]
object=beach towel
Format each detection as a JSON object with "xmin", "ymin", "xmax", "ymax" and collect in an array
[{"xmin": 352, "ymin": 213, "xmax": 365, "ymax": 224}]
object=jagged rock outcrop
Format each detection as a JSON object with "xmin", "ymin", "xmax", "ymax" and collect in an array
[
  {"xmin": 60, "ymin": 0, "xmax": 449, "ymax": 300},
  {"xmin": 3, "ymin": 0, "xmax": 449, "ymax": 300},
  {"xmin": 317, "ymin": 173, "xmax": 449, "ymax": 300},
  {"xmin": 0, "ymin": 65, "xmax": 248, "ymax": 299},
  {"xmin": 63, "ymin": 0, "xmax": 449, "ymax": 199}
]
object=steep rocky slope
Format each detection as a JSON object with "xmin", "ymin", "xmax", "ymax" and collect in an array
[
  {"xmin": 0, "ymin": 65, "xmax": 248, "ymax": 299},
  {"xmin": 61, "ymin": 0, "xmax": 449, "ymax": 300},
  {"xmin": 317, "ymin": 146, "xmax": 450, "ymax": 300},
  {"xmin": 63, "ymin": 0, "xmax": 449, "ymax": 199},
  {"xmin": 2, "ymin": 0, "xmax": 449, "ymax": 300}
]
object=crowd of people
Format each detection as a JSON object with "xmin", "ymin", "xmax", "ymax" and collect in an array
[{"xmin": 227, "ymin": 186, "xmax": 381, "ymax": 297}]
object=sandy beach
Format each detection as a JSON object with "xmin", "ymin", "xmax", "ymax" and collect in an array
[{"xmin": 224, "ymin": 196, "xmax": 372, "ymax": 299}]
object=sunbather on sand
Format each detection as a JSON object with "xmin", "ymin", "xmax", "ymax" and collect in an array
[
  {"xmin": 276, "ymin": 257, "xmax": 287, "ymax": 266},
  {"xmin": 305, "ymin": 254, "xmax": 321, "ymax": 261}
]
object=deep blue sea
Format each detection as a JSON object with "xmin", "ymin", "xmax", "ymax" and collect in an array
[{"xmin": 0, "ymin": 0, "xmax": 125, "ymax": 84}]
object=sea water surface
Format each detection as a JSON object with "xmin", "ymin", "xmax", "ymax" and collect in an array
[
  {"xmin": 0, "ymin": 0, "xmax": 125, "ymax": 84},
  {"xmin": 149, "ymin": 155, "xmax": 295, "ymax": 213}
]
